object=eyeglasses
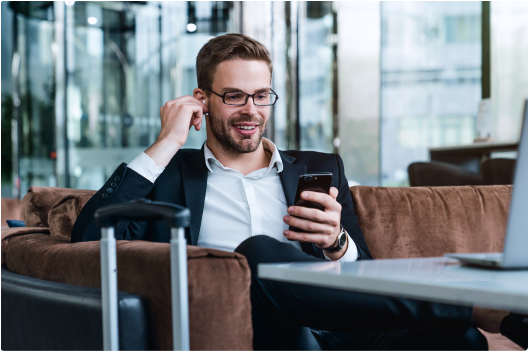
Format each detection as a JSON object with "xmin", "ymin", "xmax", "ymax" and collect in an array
[{"xmin": 202, "ymin": 87, "xmax": 279, "ymax": 106}]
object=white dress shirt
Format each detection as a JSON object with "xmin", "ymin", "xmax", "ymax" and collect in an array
[{"xmin": 127, "ymin": 138, "xmax": 358, "ymax": 262}]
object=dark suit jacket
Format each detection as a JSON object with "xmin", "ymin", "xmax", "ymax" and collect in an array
[{"xmin": 71, "ymin": 146, "xmax": 372, "ymax": 260}]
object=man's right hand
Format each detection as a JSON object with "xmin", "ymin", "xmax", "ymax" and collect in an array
[{"xmin": 145, "ymin": 96, "xmax": 208, "ymax": 168}]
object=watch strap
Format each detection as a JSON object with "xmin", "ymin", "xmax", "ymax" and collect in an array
[{"xmin": 322, "ymin": 225, "xmax": 346, "ymax": 252}]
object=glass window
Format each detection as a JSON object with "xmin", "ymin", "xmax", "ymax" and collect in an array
[
  {"xmin": 1, "ymin": 2, "xmax": 15, "ymax": 197},
  {"xmin": 491, "ymin": 1, "xmax": 528, "ymax": 142},
  {"xmin": 14, "ymin": 6, "xmax": 57, "ymax": 194},
  {"xmin": 380, "ymin": 1, "xmax": 482, "ymax": 186},
  {"xmin": 337, "ymin": 1, "xmax": 381, "ymax": 186},
  {"xmin": 60, "ymin": 2, "xmax": 233, "ymax": 190},
  {"xmin": 298, "ymin": 1, "xmax": 334, "ymax": 152}
]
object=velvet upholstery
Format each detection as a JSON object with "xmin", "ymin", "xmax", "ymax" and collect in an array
[
  {"xmin": 23, "ymin": 186, "xmax": 96, "ymax": 228},
  {"xmin": 1, "ymin": 227, "xmax": 50, "ymax": 265},
  {"xmin": 4, "ymin": 234, "xmax": 252, "ymax": 350},
  {"xmin": 350, "ymin": 185, "xmax": 521, "ymax": 351},
  {"xmin": 48, "ymin": 190, "xmax": 97, "ymax": 239},
  {"xmin": 1, "ymin": 198, "xmax": 24, "ymax": 228},
  {"xmin": 350, "ymin": 185, "xmax": 511, "ymax": 259}
]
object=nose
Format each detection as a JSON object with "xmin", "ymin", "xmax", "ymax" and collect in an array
[{"xmin": 238, "ymin": 96, "xmax": 259, "ymax": 116}]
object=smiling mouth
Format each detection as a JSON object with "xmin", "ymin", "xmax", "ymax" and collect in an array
[
  {"xmin": 233, "ymin": 124, "xmax": 259, "ymax": 135},
  {"xmin": 235, "ymin": 125, "xmax": 257, "ymax": 130}
]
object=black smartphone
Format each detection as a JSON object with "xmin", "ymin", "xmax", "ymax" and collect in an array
[{"xmin": 288, "ymin": 172, "xmax": 333, "ymax": 235}]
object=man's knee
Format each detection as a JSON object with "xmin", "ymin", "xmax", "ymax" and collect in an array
[{"xmin": 235, "ymin": 235, "xmax": 282, "ymax": 272}]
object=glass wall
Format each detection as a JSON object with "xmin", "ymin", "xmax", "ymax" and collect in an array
[
  {"xmin": 7, "ymin": 3, "xmax": 57, "ymax": 197},
  {"xmin": 1, "ymin": 1, "xmax": 15, "ymax": 197},
  {"xmin": 337, "ymin": 2, "xmax": 380, "ymax": 186},
  {"xmin": 491, "ymin": 1, "xmax": 528, "ymax": 142},
  {"xmin": 298, "ymin": 1, "xmax": 335, "ymax": 152},
  {"xmin": 3, "ymin": 1, "xmax": 236, "ymax": 194},
  {"xmin": 62, "ymin": 1, "xmax": 235, "ymax": 190},
  {"xmin": 380, "ymin": 1, "xmax": 482, "ymax": 186},
  {"xmin": 3, "ymin": 1, "xmax": 528, "ymax": 196}
]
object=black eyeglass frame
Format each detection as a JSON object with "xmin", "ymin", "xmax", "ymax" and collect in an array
[{"xmin": 201, "ymin": 87, "xmax": 279, "ymax": 106}]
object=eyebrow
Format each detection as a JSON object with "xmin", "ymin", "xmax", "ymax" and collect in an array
[{"xmin": 221, "ymin": 87, "xmax": 271, "ymax": 94}]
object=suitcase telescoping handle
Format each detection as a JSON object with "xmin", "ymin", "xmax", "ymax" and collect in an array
[{"xmin": 95, "ymin": 199, "xmax": 191, "ymax": 351}]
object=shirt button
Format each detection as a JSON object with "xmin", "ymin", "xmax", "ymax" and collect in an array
[
  {"xmin": 106, "ymin": 188, "xmax": 113, "ymax": 194},
  {"xmin": 147, "ymin": 172, "xmax": 152, "ymax": 177},
  {"xmin": 102, "ymin": 193, "xmax": 109, "ymax": 199},
  {"xmin": 114, "ymin": 176, "xmax": 121, "ymax": 182},
  {"xmin": 110, "ymin": 182, "xmax": 117, "ymax": 188}
]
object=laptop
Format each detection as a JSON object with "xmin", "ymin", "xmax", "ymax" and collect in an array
[{"xmin": 445, "ymin": 99, "xmax": 528, "ymax": 269}]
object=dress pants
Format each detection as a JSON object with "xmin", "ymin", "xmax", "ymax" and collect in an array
[{"xmin": 235, "ymin": 235, "xmax": 488, "ymax": 350}]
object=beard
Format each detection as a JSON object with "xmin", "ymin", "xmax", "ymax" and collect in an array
[{"xmin": 207, "ymin": 107, "xmax": 268, "ymax": 154}]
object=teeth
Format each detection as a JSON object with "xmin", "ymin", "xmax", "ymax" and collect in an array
[{"xmin": 237, "ymin": 126, "xmax": 256, "ymax": 130}]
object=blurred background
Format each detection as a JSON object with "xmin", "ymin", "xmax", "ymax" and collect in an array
[{"xmin": 2, "ymin": 1, "xmax": 528, "ymax": 198}]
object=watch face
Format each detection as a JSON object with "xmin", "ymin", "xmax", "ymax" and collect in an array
[{"xmin": 338, "ymin": 233, "xmax": 347, "ymax": 248}]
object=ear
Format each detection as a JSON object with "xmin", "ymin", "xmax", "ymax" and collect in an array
[{"xmin": 193, "ymin": 88, "xmax": 206, "ymax": 105}]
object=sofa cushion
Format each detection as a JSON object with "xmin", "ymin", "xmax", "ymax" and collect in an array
[
  {"xmin": 23, "ymin": 186, "xmax": 95, "ymax": 228},
  {"xmin": 5, "ymin": 234, "xmax": 252, "ymax": 350},
  {"xmin": 48, "ymin": 191, "xmax": 96, "ymax": 239},
  {"xmin": 350, "ymin": 185, "xmax": 512, "ymax": 259}
]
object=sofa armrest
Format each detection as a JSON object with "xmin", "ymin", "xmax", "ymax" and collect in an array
[
  {"xmin": 4, "ymin": 234, "xmax": 252, "ymax": 350},
  {"xmin": 2, "ymin": 227, "xmax": 50, "ymax": 265}
]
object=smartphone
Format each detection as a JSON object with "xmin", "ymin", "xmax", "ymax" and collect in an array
[{"xmin": 288, "ymin": 172, "xmax": 333, "ymax": 235}]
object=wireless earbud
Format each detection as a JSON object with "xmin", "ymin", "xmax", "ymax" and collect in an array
[{"xmin": 203, "ymin": 100, "xmax": 209, "ymax": 115}]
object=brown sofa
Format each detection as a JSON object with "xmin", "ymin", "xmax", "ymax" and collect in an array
[
  {"xmin": 2, "ymin": 186, "xmax": 253, "ymax": 350},
  {"xmin": 1, "ymin": 185, "xmax": 522, "ymax": 350}
]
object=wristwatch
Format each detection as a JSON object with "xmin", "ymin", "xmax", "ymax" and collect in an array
[{"xmin": 322, "ymin": 225, "xmax": 347, "ymax": 252}]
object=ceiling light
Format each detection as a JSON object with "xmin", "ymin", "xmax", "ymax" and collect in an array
[
  {"xmin": 65, "ymin": 1, "xmax": 75, "ymax": 6},
  {"xmin": 87, "ymin": 17, "xmax": 98, "ymax": 25},
  {"xmin": 187, "ymin": 23, "xmax": 197, "ymax": 32}
]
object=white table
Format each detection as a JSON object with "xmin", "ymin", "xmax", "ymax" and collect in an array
[{"xmin": 258, "ymin": 257, "xmax": 528, "ymax": 314}]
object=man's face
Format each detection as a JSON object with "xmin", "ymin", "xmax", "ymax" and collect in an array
[{"xmin": 206, "ymin": 59, "xmax": 271, "ymax": 154}]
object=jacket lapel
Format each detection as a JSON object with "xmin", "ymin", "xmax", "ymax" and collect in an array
[
  {"xmin": 279, "ymin": 151, "xmax": 317, "ymax": 256},
  {"xmin": 181, "ymin": 146, "xmax": 208, "ymax": 246},
  {"xmin": 278, "ymin": 151, "xmax": 306, "ymax": 207}
]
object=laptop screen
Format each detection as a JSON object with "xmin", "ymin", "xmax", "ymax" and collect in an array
[{"xmin": 503, "ymin": 99, "xmax": 528, "ymax": 267}]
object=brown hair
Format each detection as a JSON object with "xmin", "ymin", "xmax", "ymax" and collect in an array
[{"xmin": 196, "ymin": 33, "xmax": 273, "ymax": 91}]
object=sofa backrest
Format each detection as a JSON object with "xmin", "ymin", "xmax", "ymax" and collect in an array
[
  {"xmin": 350, "ymin": 185, "xmax": 512, "ymax": 259},
  {"xmin": 19, "ymin": 185, "xmax": 513, "ymax": 257}
]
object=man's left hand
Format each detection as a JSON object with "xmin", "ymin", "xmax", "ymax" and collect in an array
[{"xmin": 283, "ymin": 187, "xmax": 346, "ymax": 259}]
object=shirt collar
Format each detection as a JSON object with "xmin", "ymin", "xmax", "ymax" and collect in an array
[{"xmin": 203, "ymin": 138, "xmax": 284, "ymax": 173}]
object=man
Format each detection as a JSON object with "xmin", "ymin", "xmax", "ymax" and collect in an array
[{"xmin": 72, "ymin": 33, "xmax": 505, "ymax": 350}]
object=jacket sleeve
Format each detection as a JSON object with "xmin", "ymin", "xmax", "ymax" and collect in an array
[
  {"xmin": 70, "ymin": 163, "xmax": 156, "ymax": 243},
  {"xmin": 335, "ymin": 154, "xmax": 373, "ymax": 260}
]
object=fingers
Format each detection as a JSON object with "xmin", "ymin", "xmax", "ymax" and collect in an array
[
  {"xmin": 329, "ymin": 187, "xmax": 338, "ymax": 200},
  {"xmin": 298, "ymin": 189, "xmax": 341, "ymax": 212},
  {"xmin": 163, "ymin": 96, "xmax": 208, "ymax": 113},
  {"xmin": 286, "ymin": 206, "xmax": 339, "ymax": 226},
  {"xmin": 283, "ymin": 229, "xmax": 332, "ymax": 247},
  {"xmin": 284, "ymin": 215, "xmax": 335, "ymax": 234}
]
